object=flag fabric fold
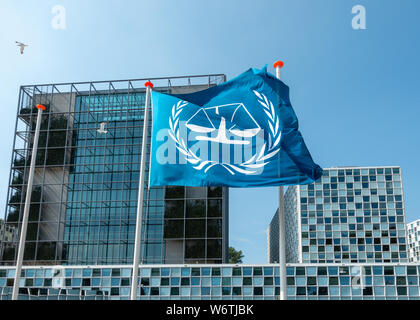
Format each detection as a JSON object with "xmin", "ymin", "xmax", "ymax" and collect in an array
[{"xmin": 149, "ymin": 66, "xmax": 322, "ymax": 187}]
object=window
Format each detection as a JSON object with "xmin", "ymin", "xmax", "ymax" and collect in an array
[
  {"xmin": 208, "ymin": 199, "xmax": 222, "ymax": 217},
  {"xmin": 164, "ymin": 220, "xmax": 184, "ymax": 238},
  {"xmin": 185, "ymin": 240, "xmax": 205, "ymax": 258},
  {"xmin": 186, "ymin": 219, "xmax": 205, "ymax": 238},
  {"xmin": 186, "ymin": 200, "xmax": 205, "ymax": 218},
  {"xmin": 164, "ymin": 200, "xmax": 184, "ymax": 218},
  {"xmin": 165, "ymin": 186, "xmax": 184, "ymax": 199}
]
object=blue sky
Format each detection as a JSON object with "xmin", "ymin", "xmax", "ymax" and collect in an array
[{"xmin": 0, "ymin": 0, "xmax": 419, "ymax": 263}]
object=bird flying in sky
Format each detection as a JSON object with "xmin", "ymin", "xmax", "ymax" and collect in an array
[{"xmin": 15, "ymin": 41, "xmax": 28, "ymax": 54}]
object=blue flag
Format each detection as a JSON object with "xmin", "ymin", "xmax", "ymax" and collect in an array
[{"xmin": 150, "ymin": 66, "xmax": 322, "ymax": 187}]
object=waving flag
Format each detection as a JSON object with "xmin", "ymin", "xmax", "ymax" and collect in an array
[{"xmin": 150, "ymin": 66, "xmax": 322, "ymax": 187}]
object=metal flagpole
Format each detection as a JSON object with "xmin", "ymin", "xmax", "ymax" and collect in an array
[
  {"xmin": 130, "ymin": 81, "xmax": 153, "ymax": 300},
  {"xmin": 273, "ymin": 60, "xmax": 287, "ymax": 300},
  {"xmin": 12, "ymin": 104, "xmax": 46, "ymax": 300}
]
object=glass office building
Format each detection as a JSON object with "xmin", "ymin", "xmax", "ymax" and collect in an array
[
  {"xmin": 0, "ymin": 263, "xmax": 419, "ymax": 300},
  {"xmin": 0, "ymin": 75, "xmax": 229, "ymax": 266},
  {"xmin": 407, "ymin": 219, "xmax": 420, "ymax": 263},
  {"xmin": 269, "ymin": 167, "xmax": 409, "ymax": 264}
]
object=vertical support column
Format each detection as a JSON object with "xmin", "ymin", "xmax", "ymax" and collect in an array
[
  {"xmin": 273, "ymin": 60, "xmax": 287, "ymax": 300},
  {"xmin": 130, "ymin": 81, "xmax": 153, "ymax": 300},
  {"xmin": 12, "ymin": 104, "xmax": 45, "ymax": 300}
]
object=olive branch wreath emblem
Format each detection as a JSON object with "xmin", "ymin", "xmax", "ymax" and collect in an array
[{"xmin": 168, "ymin": 91, "xmax": 281, "ymax": 175}]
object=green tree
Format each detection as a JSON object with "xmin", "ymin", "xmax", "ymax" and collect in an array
[{"xmin": 228, "ymin": 247, "xmax": 244, "ymax": 264}]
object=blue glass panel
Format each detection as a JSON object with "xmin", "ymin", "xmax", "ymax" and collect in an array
[
  {"xmin": 407, "ymin": 276, "xmax": 418, "ymax": 285},
  {"xmin": 409, "ymin": 286, "xmax": 419, "ymax": 297},
  {"xmin": 171, "ymin": 268, "xmax": 181, "ymax": 277},
  {"xmin": 372, "ymin": 266, "xmax": 383, "ymax": 275},
  {"xmin": 340, "ymin": 277, "xmax": 350, "ymax": 285},
  {"xmin": 161, "ymin": 287, "xmax": 170, "ymax": 296},
  {"xmin": 151, "ymin": 278, "xmax": 160, "ymax": 286},
  {"xmin": 373, "ymin": 276, "xmax": 384, "ymax": 285},
  {"xmin": 83, "ymin": 269, "xmax": 92, "ymax": 277},
  {"xmin": 307, "ymin": 267, "xmax": 317, "ymax": 276},
  {"xmin": 201, "ymin": 287, "xmax": 210, "ymax": 295},
  {"xmin": 263, "ymin": 267, "xmax": 273, "ymax": 276},
  {"xmin": 386, "ymin": 286, "xmax": 396, "ymax": 296},
  {"xmin": 222, "ymin": 277, "xmax": 231, "ymax": 286},
  {"xmin": 351, "ymin": 287, "xmax": 362, "ymax": 296},
  {"xmin": 170, "ymin": 278, "xmax": 180, "ymax": 286},
  {"xmin": 181, "ymin": 287, "xmax": 190, "ymax": 296},
  {"xmin": 243, "ymin": 287, "xmax": 253, "ymax": 296},
  {"xmin": 253, "ymin": 277, "xmax": 263, "ymax": 286},
  {"xmin": 111, "ymin": 278, "xmax": 120, "ymax": 286},
  {"xmin": 211, "ymin": 277, "xmax": 221, "ymax": 286},
  {"xmin": 384, "ymin": 276, "xmax": 395, "ymax": 285},
  {"xmin": 92, "ymin": 278, "xmax": 101, "ymax": 287},
  {"xmin": 191, "ymin": 277, "xmax": 200, "ymax": 286},
  {"xmin": 395, "ymin": 266, "xmax": 406, "ymax": 276},
  {"xmin": 201, "ymin": 278, "xmax": 211, "ymax": 286},
  {"xmin": 340, "ymin": 287, "xmax": 351, "ymax": 296},
  {"xmin": 222, "ymin": 287, "xmax": 231, "ymax": 296},
  {"xmin": 243, "ymin": 267, "xmax": 252, "ymax": 276},
  {"xmin": 264, "ymin": 287, "xmax": 274, "ymax": 296},
  {"xmin": 161, "ymin": 268, "xmax": 170, "ymax": 277},
  {"xmin": 222, "ymin": 268, "xmax": 232, "ymax": 277},
  {"xmin": 307, "ymin": 287, "xmax": 317, "ymax": 296},
  {"xmin": 181, "ymin": 268, "xmax": 190, "ymax": 277},
  {"xmin": 232, "ymin": 278, "xmax": 241, "ymax": 286},
  {"xmin": 211, "ymin": 287, "xmax": 222, "ymax": 297},
  {"xmin": 26, "ymin": 269, "xmax": 35, "ymax": 277},
  {"xmin": 318, "ymin": 276, "xmax": 328, "ymax": 286},
  {"xmin": 120, "ymin": 288, "xmax": 130, "ymax": 296},
  {"xmin": 330, "ymin": 286, "xmax": 339, "ymax": 295},
  {"xmin": 287, "ymin": 287, "xmax": 295, "ymax": 296},
  {"xmin": 328, "ymin": 267, "xmax": 338, "ymax": 275},
  {"xmin": 191, "ymin": 287, "xmax": 200, "ymax": 296},
  {"xmin": 72, "ymin": 278, "xmax": 82, "ymax": 287},
  {"xmin": 72, "ymin": 269, "xmax": 81, "ymax": 277},
  {"xmin": 102, "ymin": 269, "xmax": 111, "ymax": 277},
  {"xmin": 201, "ymin": 268, "xmax": 210, "ymax": 276},
  {"xmin": 102, "ymin": 278, "xmax": 111, "ymax": 287},
  {"xmin": 296, "ymin": 276, "xmax": 306, "ymax": 286},
  {"xmin": 121, "ymin": 269, "xmax": 131, "ymax": 277},
  {"xmin": 140, "ymin": 268, "xmax": 151, "ymax": 277}
]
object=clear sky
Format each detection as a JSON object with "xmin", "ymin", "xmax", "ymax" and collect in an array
[{"xmin": 0, "ymin": 0, "xmax": 419, "ymax": 263}]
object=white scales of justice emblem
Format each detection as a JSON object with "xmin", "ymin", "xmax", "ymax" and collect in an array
[
  {"xmin": 168, "ymin": 91, "xmax": 281, "ymax": 175},
  {"xmin": 186, "ymin": 103, "xmax": 260, "ymax": 145}
]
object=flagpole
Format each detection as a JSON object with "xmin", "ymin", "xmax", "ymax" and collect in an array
[
  {"xmin": 130, "ymin": 81, "xmax": 153, "ymax": 300},
  {"xmin": 12, "ymin": 104, "xmax": 45, "ymax": 300},
  {"xmin": 273, "ymin": 60, "xmax": 287, "ymax": 301}
]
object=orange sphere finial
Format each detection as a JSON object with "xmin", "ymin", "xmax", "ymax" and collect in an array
[
  {"xmin": 145, "ymin": 81, "xmax": 154, "ymax": 89},
  {"xmin": 36, "ymin": 104, "xmax": 46, "ymax": 111},
  {"xmin": 273, "ymin": 61, "xmax": 284, "ymax": 69}
]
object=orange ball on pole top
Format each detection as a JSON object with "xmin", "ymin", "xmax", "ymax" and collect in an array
[{"xmin": 273, "ymin": 61, "xmax": 284, "ymax": 69}]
